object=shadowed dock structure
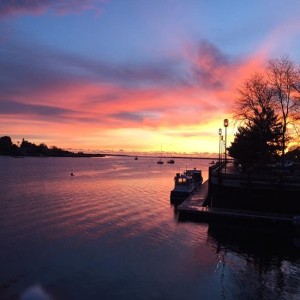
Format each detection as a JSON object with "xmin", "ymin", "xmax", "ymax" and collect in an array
[{"xmin": 177, "ymin": 163, "xmax": 300, "ymax": 227}]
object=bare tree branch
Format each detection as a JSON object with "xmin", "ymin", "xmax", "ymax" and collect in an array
[{"xmin": 267, "ymin": 55, "xmax": 300, "ymax": 165}]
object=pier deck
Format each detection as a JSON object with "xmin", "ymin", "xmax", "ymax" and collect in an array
[{"xmin": 177, "ymin": 180, "xmax": 209, "ymax": 210}]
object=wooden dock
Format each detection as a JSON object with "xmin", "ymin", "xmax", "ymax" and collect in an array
[
  {"xmin": 177, "ymin": 180, "xmax": 299, "ymax": 227},
  {"xmin": 177, "ymin": 180, "xmax": 209, "ymax": 210}
]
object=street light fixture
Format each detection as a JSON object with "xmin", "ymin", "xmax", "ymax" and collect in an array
[
  {"xmin": 218, "ymin": 128, "xmax": 222, "ymax": 163},
  {"xmin": 224, "ymin": 119, "xmax": 228, "ymax": 173},
  {"xmin": 224, "ymin": 119, "xmax": 228, "ymax": 127}
]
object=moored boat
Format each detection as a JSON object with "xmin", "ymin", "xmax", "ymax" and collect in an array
[
  {"xmin": 157, "ymin": 146, "xmax": 164, "ymax": 164},
  {"xmin": 167, "ymin": 159, "xmax": 175, "ymax": 164},
  {"xmin": 157, "ymin": 159, "xmax": 164, "ymax": 164},
  {"xmin": 185, "ymin": 168, "xmax": 203, "ymax": 189},
  {"xmin": 170, "ymin": 172, "xmax": 195, "ymax": 203}
]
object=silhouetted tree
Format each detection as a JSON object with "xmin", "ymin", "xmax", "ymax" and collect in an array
[
  {"xmin": 232, "ymin": 72, "xmax": 282, "ymax": 168},
  {"xmin": 228, "ymin": 108, "xmax": 281, "ymax": 170},
  {"xmin": 235, "ymin": 73, "xmax": 274, "ymax": 124},
  {"xmin": 49, "ymin": 146, "xmax": 73, "ymax": 156},
  {"xmin": 38, "ymin": 143, "xmax": 49, "ymax": 155},
  {"xmin": 0, "ymin": 136, "xmax": 82, "ymax": 157},
  {"xmin": 233, "ymin": 57, "xmax": 300, "ymax": 167},
  {"xmin": 20, "ymin": 139, "xmax": 39, "ymax": 155},
  {"xmin": 0, "ymin": 136, "xmax": 13, "ymax": 154},
  {"xmin": 285, "ymin": 146, "xmax": 300, "ymax": 163},
  {"xmin": 267, "ymin": 56, "xmax": 300, "ymax": 165}
]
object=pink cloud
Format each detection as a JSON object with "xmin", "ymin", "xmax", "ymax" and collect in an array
[
  {"xmin": 0, "ymin": 46, "xmax": 269, "ymax": 127},
  {"xmin": 182, "ymin": 38, "xmax": 277, "ymax": 116},
  {"xmin": 2, "ymin": 24, "xmax": 299, "ymax": 152}
]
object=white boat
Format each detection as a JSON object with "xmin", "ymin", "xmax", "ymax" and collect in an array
[{"xmin": 170, "ymin": 172, "xmax": 195, "ymax": 203}]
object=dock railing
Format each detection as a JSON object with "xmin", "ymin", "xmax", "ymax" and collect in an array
[
  {"xmin": 207, "ymin": 161, "xmax": 226, "ymax": 206},
  {"xmin": 207, "ymin": 161, "xmax": 300, "ymax": 214},
  {"xmin": 210, "ymin": 163, "xmax": 300, "ymax": 190}
]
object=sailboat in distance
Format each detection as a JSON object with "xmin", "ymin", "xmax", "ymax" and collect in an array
[{"xmin": 157, "ymin": 146, "xmax": 164, "ymax": 164}]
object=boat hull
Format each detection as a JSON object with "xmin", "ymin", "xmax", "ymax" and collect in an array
[{"xmin": 170, "ymin": 190, "xmax": 191, "ymax": 204}]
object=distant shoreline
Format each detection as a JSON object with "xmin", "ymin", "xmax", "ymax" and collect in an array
[
  {"xmin": 0, "ymin": 136, "xmax": 219, "ymax": 160},
  {"xmin": 1, "ymin": 153, "xmax": 218, "ymax": 160},
  {"xmin": 0, "ymin": 153, "xmax": 105, "ymax": 158},
  {"xmin": 104, "ymin": 153, "xmax": 218, "ymax": 160}
]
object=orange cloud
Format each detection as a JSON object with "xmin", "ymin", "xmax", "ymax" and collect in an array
[{"xmin": 2, "ymin": 21, "xmax": 300, "ymax": 154}]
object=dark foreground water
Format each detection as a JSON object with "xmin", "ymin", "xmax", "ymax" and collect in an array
[{"xmin": 0, "ymin": 156, "xmax": 299, "ymax": 300}]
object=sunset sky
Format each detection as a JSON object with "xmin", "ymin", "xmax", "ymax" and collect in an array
[{"xmin": 1, "ymin": 0, "xmax": 300, "ymax": 154}]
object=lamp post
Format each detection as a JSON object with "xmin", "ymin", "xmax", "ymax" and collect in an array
[
  {"xmin": 224, "ymin": 119, "xmax": 228, "ymax": 173},
  {"xmin": 218, "ymin": 128, "xmax": 222, "ymax": 163}
]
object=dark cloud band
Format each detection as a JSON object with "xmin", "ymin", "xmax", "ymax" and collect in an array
[
  {"xmin": 0, "ymin": 0, "xmax": 103, "ymax": 17},
  {"xmin": 0, "ymin": 99, "xmax": 74, "ymax": 116}
]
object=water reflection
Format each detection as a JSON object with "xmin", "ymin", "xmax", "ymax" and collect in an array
[
  {"xmin": 1, "ymin": 156, "xmax": 299, "ymax": 299},
  {"xmin": 207, "ymin": 222, "xmax": 300, "ymax": 299}
]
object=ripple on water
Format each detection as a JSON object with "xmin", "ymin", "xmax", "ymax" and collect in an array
[{"xmin": 1, "ymin": 157, "xmax": 299, "ymax": 300}]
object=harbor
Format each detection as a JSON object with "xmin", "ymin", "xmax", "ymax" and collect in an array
[
  {"xmin": 175, "ymin": 162, "xmax": 300, "ymax": 228},
  {"xmin": 1, "ymin": 156, "xmax": 300, "ymax": 299}
]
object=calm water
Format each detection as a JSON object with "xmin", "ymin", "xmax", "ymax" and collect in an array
[{"xmin": 0, "ymin": 156, "xmax": 299, "ymax": 300}]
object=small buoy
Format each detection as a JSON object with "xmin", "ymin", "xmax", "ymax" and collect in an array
[{"xmin": 71, "ymin": 172, "xmax": 75, "ymax": 176}]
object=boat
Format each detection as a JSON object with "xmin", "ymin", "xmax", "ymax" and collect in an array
[
  {"xmin": 157, "ymin": 159, "xmax": 164, "ymax": 164},
  {"xmin": 185, "ymin": 168, "xmax": 203, "ymax": 188},
  {"xmin": 134, "ymin": 156, "xmax": 138, "ymax": 160},
  {"xmin": 170, "ymin": 172, "xmax": 196, "ymax": 203},
  {"xmin": 167, "ymin": 159, "xmax": 175, "ymax": 164},
  {"xmin": 157, "ymin": 146, "xmax": 164, "ymax": 164}
]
